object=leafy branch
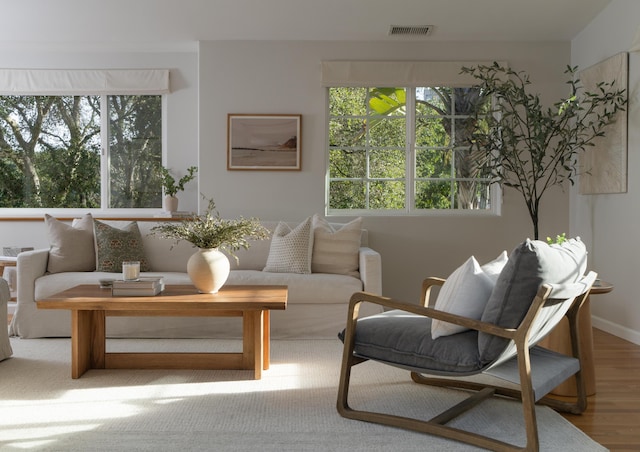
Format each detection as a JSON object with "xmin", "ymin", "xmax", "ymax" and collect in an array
[
  {"xmin": 461, "ymin": 62, "xmax": 627, "ymax": 239},
  {"xmin": 160, "ymin": 166, "xmax": 198, "ymax": 196}
]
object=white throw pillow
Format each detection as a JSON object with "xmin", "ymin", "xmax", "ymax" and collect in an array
[
  {"xmin": 263, "ymin": 217, "xmax": 314, "ymax": 274},
  {"xmin": 431, "ymin": 256, "xmax": 494, "ymax": 339},
  {"xmin": 481, "ymin": 250, "xmax": 509, "ymax": 284},
  {"xmin": 45, "ymin": 213, "xmax": 96, "ymax": 273},
  {"xmin": 311, "ymin": 214, "xmax": 362, "ymax": 277}
]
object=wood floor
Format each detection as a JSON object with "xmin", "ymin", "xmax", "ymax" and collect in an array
[
  {"xmin": 560, "ymin": 328, "xmax": 640, "ymax": 451},
  {"xmin": 4, "ymin": 312, "xmax": 639, "ymax": 450}
]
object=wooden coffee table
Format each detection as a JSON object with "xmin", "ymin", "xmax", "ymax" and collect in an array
[{"xmin": 37, "ymin": 284, "xmax": 287, "ymax": 379}]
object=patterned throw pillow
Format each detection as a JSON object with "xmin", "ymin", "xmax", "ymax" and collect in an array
[
  {"xmin": 93, "ymin": 220, "xmax": 150, "ymax": 273},
  {"xmin": 311, "ymin": 214, "xmax": 362, "ymax": 277},
  {"xmin": 263, "ymin": 217, "xmax": 313, "ymax": 274},
  {"xmin": 45, "ymin": 213, "xmax": 96, "ymax": 273}
]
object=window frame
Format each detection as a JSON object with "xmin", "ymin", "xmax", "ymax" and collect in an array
[
  {"xmin": 0, "ymin": 69, "xmax": 169, "ymax": 217},
  {"xmin": 325, "ymin": 87, "xmax": 501, "ymax": 217}
]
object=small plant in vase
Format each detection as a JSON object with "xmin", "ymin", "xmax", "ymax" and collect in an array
[
  {"xmin": 150, "ymin": 197, "xmax": 270, "ymax": 293},
  {"xmin": 159, "ymin": 166, "xmax": 198, "ymax": 213}
]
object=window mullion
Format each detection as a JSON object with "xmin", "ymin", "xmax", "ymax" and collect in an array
[
  {"xmin": 100, "ymin": 95, "xmax": 109, "ymax": 209},
  {"xmin": 406, "ymin": 88, "xmax": 416, "ymax": 212}
]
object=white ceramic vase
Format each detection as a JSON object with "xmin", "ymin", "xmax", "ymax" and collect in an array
[
  {"xmin": 163, "ymin": 195, "xmax": 179, "ymax": 213},
  {"xmin": 187, "ymin": 248, "xmax": 230, "ymax": 294}
]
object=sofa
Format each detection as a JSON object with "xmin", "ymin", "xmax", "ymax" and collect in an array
[{"xmin": 9, "ymin": 214, "xmax": 382, "ymax": 339}]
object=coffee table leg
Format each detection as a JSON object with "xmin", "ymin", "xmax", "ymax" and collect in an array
[
  {"xmin": 263, "ymin": 310, "xmax": 270, "ymax": 370},
  {"xmin": 243, "ymin": 310, "xmax": 264, "ymax": 379},
  {"xmin": 71, "ymin": 310, "xmax": 105, "ymax": 379}
]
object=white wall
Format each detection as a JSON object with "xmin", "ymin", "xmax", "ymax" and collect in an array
[
  {"xmin": 0, "ymin": 40, "xmax": 574, "ymax": 306},
  {"xmin": 199, "ymin": 40, "xmax": 572, "ymax": 302},
  {"xmin": 571, "ymin": 0, "xmax": 640, "ymax": 343}
]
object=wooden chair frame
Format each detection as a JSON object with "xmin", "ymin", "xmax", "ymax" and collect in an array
[{"xmin": 337, "ymin": 274, "xmax": 595, "ymax": 451}]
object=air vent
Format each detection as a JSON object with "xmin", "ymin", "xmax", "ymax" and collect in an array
[{"xmin": 389, "ymin": 25, "xmax": 433, "ymax": 36}]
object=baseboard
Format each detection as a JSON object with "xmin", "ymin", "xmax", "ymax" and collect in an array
[{"xmin": 592, "ymin": 315, "xmax": 640, "ymax": 345}]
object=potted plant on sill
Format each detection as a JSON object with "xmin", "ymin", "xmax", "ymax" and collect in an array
[
  {"xmin": 150, "ymin": 197, "xmax": 270, "ymax": 293},
  {"xmin": 159, "ymin": 165, "xmax": 198, "ymax": 213},
  {"xmin": 461, "ymin": 62, "xmax": 626, "ymax": 240}
]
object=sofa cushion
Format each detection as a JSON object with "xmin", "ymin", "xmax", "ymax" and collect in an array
[
  {"xmin": 45, "ymin": 213, "xmax": 96, "ymax": 273},
  {"xmin": 94, "ymin": 220, "xmax": 150, "ymax": 273},
  {"xmin": 431, "ymin": 256, "xmax": 494, "ymax": 339},
  {"xmin": 263, "ymin": 217, "xmax": 313, "ymax": 274},
  {"xmin": 311, "ymin": 214, "xmax": 362, "ymax": 277},
  {"xmin": 478, "ymin": 238, "xmax": 587, "ymax": 364}
]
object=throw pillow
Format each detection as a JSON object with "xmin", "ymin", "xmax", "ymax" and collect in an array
[
  {"xmin": 311, "ymin": 214, "xmax": 362, "ymax": 277},
  {"xmin": 93, "ymin": 220, "xmax": 150, "ymax": 273},
  {"xmin": 263, "ymin": 217, "xmax": 313, "ymax": 274},
  {"xmin": 431, "ymin": 256, "xmax": 494, "ymax": 339},
  {"xmin": 45, "ymin": 213, "xmax": 96, "ymax": 273},
  {"xmin": 478, "ymin": 238, "xmax": 587, "ymax": 364},
  {"xmin": 480, "ymin": 250, "xmax": 509, "ymax": 284}
]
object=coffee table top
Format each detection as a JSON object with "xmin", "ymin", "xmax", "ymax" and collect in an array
[{"xmin": 37, "ymin": 284, "xmax": 288, "ymax": 311}]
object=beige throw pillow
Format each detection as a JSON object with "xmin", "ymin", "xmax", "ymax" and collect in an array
[
  {"xmin": 263, "ymin": 217, "xmax": 313, "ymax": 274},
  {"xmin": 311, "ymin": 214, "xmax": 362, "ymax": 277},
  {"xmin": 45, "ymin": 213, "xmax": 96, "ymax": 273}
]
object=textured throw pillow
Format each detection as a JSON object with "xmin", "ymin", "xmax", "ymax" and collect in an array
[
  {"xmin": 478, "ymin": 238, "xmax": 587, "ymax": 364},
  {"xmin": 431, "ymin": 256, "xmax": 494, "ymax": 339},
  {"xmin": 45, "ymin": 213, "xmax": 96, "ymax": 273},
  {"xmin": 263, "ymin": 217, "xmax": 313, "ymax": 274},
  {"xmin": 480, "ymin": 250, "xmax": 509, "ymax": 284},
  {"xmin": 93, "ymin": 220, "xmax": 150, "ymax": 273},
  {"xmin": 311, "ymin": 214, "xmax": 362, "ymax": 277}
]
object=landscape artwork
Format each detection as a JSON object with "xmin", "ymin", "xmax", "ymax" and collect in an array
[{"xmin": 227, "ymin": 114, "xmax": 301, "ymax": 170}]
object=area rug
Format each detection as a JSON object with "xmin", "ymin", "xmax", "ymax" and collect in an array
[{"xmin": 0, "ymin": 338, "xmax": 606, "ymax": 451}]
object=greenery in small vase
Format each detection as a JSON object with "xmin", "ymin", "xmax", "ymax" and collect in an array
[
  {"xmin": 160, "ymin": 166, "xmax": 198, "ymax": 197},
  {"xmin": 150, "ymin": 197, "xmax": 270, "ymax": 262},
  {"xmin": 546, "ymin": 233, "xmax": 567, "ymax": 245},
  {"xmin": 461, "ymin": 62, "xmax": 627, "ymax": 240}
]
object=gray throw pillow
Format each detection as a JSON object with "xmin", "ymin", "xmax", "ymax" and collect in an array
[
  {"xmin": 478, "ymin": 238, "xmax": 587, "ymax": 364},
  {"xmin": 45, "ymin": 213, "xmax": 96, "ymax": 273}
]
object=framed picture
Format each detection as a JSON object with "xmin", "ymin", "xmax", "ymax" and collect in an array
[{"xmin": 227, "ymin": 114, "xmax": 302, "ymax": 170}]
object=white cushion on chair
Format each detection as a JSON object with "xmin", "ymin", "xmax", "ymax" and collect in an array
[{"xmin": 431, "ymin": 256, "xmax": 494, "ymax": 339}]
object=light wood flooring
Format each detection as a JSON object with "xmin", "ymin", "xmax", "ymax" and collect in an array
[
  {"xmin": 4, "ymin": 313, "xmax": 639, "ymax": 450},
  {"xmin": 560, "ymin": 328, "xmax": 640, "ymax": 451}
]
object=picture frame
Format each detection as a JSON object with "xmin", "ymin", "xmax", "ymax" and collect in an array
[{"xmin": 227, "ymin": 114, "xmax": 302, "ymax": 170}]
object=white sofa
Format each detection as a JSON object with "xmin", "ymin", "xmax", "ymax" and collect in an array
[{"xmin": 9, "ymin": 218, "xmax": 382, "ymax": 339}]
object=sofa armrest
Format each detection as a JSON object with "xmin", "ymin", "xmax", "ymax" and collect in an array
[
  {"xmin": 359, "ymin": 246, "xmax": 382, "ymax": 295},
  {"xmin": 17, "ymin": 248, "xmax": 49, "ymax": 306}
]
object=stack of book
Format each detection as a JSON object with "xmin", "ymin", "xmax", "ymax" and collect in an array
[{"xmin": 111, "ymin": 277, "xmax": 165, "ymax": 297}]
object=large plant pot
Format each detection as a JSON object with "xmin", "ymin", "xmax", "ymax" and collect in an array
[
  {"xmin": 163, "ymin": 195, "xmax": 179, "ymax": 213},
  {"xmin": 187, "ymin": 248, "xmax": 230, "ymax": 294}
]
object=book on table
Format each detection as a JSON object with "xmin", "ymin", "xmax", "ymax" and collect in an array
[{"xmin": 112, "ymin": 277, "xmax": 164, "ymax": 296}]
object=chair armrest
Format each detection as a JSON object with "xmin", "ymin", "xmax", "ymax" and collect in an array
[
  {"xmin": 421, "ymin": 277, "xmax": 445, "ymax": 307},
  {"xmin": 17, "ymin": 248, "xmax": 49, "ymax": 306},
  {"xmin": 359, "ymin": 247, "xmax": 382, "ymax": 295}
]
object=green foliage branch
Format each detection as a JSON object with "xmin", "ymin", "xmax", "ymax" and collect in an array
[
  {"xmin": 150, "ymin": 197, "xmax": 270, "ymax": 262},
  {"xmin": 461, "ymin": 62, "xmax": 627, "ymax": 239},
  {"xmin": 160, "ymin": 165, "xmax": 198, "ymax": 196}
]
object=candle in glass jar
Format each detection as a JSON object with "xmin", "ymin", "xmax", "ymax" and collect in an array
[{"xmin": 122, "ymin": 261, "xmax": 140, "ymax": 281}]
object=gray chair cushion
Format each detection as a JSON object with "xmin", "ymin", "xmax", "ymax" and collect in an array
[
  {"xmin": 478, "ymin": 238, "xmax": 587, "ymax": 364},
  {"xmin": 343, "ymin": 310, "xmax": 483, "ymax": 375}
]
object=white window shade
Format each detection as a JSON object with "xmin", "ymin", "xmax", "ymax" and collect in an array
[
  {"xmin": 0, "ymin": 69, "xmax": 170, "ymax": 95},
  {"xmin": 321, "ymin": 61, "xmax": 504, "ymax": 87}
]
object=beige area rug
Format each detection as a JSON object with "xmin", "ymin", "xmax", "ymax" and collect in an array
[{"xmin": 0, "ymin": 337, "xmax": 606, "ymax": 452}]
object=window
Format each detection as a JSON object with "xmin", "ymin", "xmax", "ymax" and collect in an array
[
  {"xmin": 0, "ymin": 95, "xmax": 162, "ymax": 209},
  {"xmin": 327, "ymin": 86, "xmax": 495, "ymax": 214},
  {"xmin": 0, "ymin": 68, "xmax": 169, "ymax": 210}
]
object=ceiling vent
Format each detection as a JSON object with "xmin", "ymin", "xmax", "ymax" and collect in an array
[{"xmin": 388, "ymin": 25, "xmax": 433, "ymax": 36}]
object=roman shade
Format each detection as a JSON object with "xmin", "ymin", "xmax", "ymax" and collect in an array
[
  {"xmin": 320, "ymin": 60, "xmax": 504, "ymax": 87},
  {"xmin": 0, "ymin": 69, "xmax": 170, "ymax": 95}
]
